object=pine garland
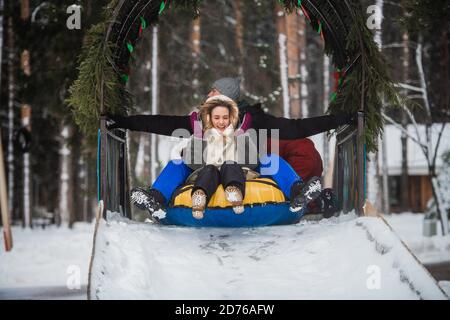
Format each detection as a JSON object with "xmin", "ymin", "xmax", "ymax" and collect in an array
[
  {"xmin": 274, "ymin": 0, "xmax": 403, "ymax": 152},
  {"xmin": 327, "ymin": 0, "xmax": 403, "ymax": 152},
  {"xmin": 67, "ymin": 0, "xmax": 132, "ymax": 145}
]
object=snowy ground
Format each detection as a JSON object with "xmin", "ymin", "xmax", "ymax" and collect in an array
[
  {"xmin": 385, "ymin": 212, "xmax": 450, "ymax": 296},
  {"xmin": 1, "ymin": 213, "xmax": 449, "ymax": 299},
  {"xmin": 0, "ymin": 223, "xmax": 94, "ymax": 300},
  {"xmin": 385, "ymin": 213, "xmax": 450, "ymax": 264},
  {"xmin": 90, "ymin": 212, "xmax": 447, "ymax": 299}
]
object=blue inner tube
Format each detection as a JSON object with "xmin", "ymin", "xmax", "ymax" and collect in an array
[
  {"xmin": 160, "ymin": 203, "xmax": 306, "ymax": 228},
  {"xmin": 156, "ymin": 178, "xmax": 307, "ymax": 228}
]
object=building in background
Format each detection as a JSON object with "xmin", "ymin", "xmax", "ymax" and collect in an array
[{"xmin": 380, "ymin": 124, "xmax": 450, "ymax": 213}]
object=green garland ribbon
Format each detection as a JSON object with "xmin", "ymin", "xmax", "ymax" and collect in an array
[
  {"xmin": 159, "ymin": 0, "xmax": 168, "ymax": 15},
  {"xmin": 126, "ymin": 42, "xmax": 134, "ymax": 53}
]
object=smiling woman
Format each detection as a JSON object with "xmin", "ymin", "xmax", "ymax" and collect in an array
[{"xmin": 210, "ymin": 107, "xmax": 230, "ymax": 133}]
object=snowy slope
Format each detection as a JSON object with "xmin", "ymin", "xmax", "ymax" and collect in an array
[
  {"xmin": 0, "ymin": 223, "xmax": 93, "ymax": 299},
  {"xmin": 89, "ymin": 213, "xmax": 448, "ymax": 300}
]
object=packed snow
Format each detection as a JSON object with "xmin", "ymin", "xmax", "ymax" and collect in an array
[
  {"xmin": 385, "ymin": 213, "xmax": 450, "ymax": 264},
  {"xmin": 0, "ymin": 223, "xmax": 93, "ymax": 299},
  {"xmin": 89, "ymin": 212, "xmax": 447, "ymax": 300},
  {"xmin": 2, "ymin": 213, "xmax": 449, "ymax": 299}
]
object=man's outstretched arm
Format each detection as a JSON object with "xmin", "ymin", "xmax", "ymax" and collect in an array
[
  {"xmin": 254, "ymin": 112, "xmax": 354, "ymax": 139},
  {"xmin": 106, "ymin": 114, "xmax": 193, "ymax": 136}
]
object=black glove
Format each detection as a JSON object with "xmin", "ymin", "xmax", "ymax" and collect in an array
[
  {"xmin": 104, "ymin": 114, "xmax": 126, "ymax": 130},
  {"xmin": 348, "ymin": 111, "xmax": 363, "ymax": 125}
]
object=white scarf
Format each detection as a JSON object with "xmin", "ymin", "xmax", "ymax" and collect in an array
[{"xmin": 204, "ymin": 125, "xmax": 237, "ymax": 166}]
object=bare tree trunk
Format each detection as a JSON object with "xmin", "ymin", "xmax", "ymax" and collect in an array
[
  {"xmin": 375, "ymin": 0, "xmax": 389, "ymax": 214},
  {"xmin": 7, "ymin": 17, "xmax": 15, "ymax": 220},
  {"xmin": 367, "ymin": 0, "xmax": 383, "ymax": 210},
  {"xmin": 298, "ymin": 14, "xmax": 308, "ymax": 118},
  {"xmin": 137, "ymin": 133, "xmax": 151, "ymax": 182},
  {"xmin": 150, "ymin": 26, "xmax": 159, "ymax": 182},
  {"xmin": 400, "ymin": 31, "xmax": 410, "ymax": 212},
  {"xmin": 234, "ymin": 0, "xmax": 244, "ymax": 77},
  {"xmin": 71, "ymin": 134, "xmax": 82, "ymax": 224},
  {"xmin": 367, "ymin": 154, "xmax": 380, "ymax": 207},
  {"xmin": 381, "ymin": 131, "xmax": 390, "ymax": 214},
  {"xmin": 440, "ymin": 22, "xmax": 449, "ymax": 113},
  {"xmin": 79, "ymin": 154, "xmax": 89, "ymax": 222},
  {"xmin": 135, "ymin": 134, "xmax": 147, "ymax": 180},
  {"xmin": 416, "ymin": 36, "xmax": 447, "ymax": 234},
  {"xmin": 191, "ymin": 16, "xmax": 201, "ymax": 98},
  {"xmin": 285, "ymin": 12, "xmax": 301, "ymax": 118},
  {"xmin": 20, "ymin": 105, "xmax": 31, "ymax": 228},
  {"xmin": 134, "ymin": 37, "xmax": 152, "ymax": 183},
  {"xmin": 436, "ymin": 22, "xmax": 448, "ymax": 231},
  {"xmin": 430, "ymin": 174, "xmax": 448, "ymax": 234},
  {"xmin": 276, "ymin": 4, "xmax": 289, "ymax": 118},
  {"xmin": 20, "ymin": 1, "xmax": 32, "ymax": 227},
  {"xmin": 58, "ymin": 125, "xmax": 74, "ymax": 227}
]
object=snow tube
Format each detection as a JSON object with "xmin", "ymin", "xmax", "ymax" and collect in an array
[{"xmin": 158, "ymin": 178, "xmax": 306, "ymax": 227}]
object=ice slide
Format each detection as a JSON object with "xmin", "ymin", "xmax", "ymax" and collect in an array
[{"xmin": 88, "ymin": 211, "xmax": 448, "ymax": 300}]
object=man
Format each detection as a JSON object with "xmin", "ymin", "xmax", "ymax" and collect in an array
[{"xmin": 205, "ymin": 78, "xmax": 338, "ymax": 215}]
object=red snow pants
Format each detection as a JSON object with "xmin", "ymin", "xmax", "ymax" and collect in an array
[{"xmin": 268, "ymin": 138, "xmax": 323, "ymax": 182}]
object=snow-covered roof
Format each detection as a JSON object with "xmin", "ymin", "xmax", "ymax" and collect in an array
[{"xmin": 378, "ymin": 124, "xmax": 450, "ymax": 176}]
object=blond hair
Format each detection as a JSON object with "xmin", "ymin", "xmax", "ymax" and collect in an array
[{"xmin": 199, "ymin": 96, "xmax": 239, "ymax": 131}]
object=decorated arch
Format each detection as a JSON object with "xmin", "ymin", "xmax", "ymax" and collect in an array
[{"xmin": 68, "ymin": 0, "xmax": 402, "ymax": 218}]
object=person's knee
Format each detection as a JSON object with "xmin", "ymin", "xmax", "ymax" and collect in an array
[
  {"xmin": 204, "ymin": 164, "xmax": 216, "ymax": 169},
  {"xmin": 222, "ymin": 160, "xmax": 238, "ymax": 166},
  {"xmin": 202, "ymin": 164, "xmax": 218, "ymax": 173}
]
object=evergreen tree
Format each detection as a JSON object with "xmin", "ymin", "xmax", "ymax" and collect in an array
[{"xmin": 1, "ymin": 1, "xmax": 107, "ymax": 224}]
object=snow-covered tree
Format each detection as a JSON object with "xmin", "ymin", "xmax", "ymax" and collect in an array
[{"xmin": 382, "ymin": 0, "xmax": 449, "ymax": 233}]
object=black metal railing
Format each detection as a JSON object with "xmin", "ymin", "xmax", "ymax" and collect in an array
[
  {"xmin": 333, "ymin": 112, "xmax": 365, "ymax": 215},
  {"xmin": 99, "ymin": 117, "xmax": 131, "ymax": 219}
]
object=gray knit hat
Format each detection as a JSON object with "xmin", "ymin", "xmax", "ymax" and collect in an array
[{"xmin": 211, "ymin": 77, "xmax": 241, "ymax": 102}]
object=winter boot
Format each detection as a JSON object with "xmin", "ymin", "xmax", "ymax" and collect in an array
[
  {"xmin": 317, "ymin": 188, "xmax": 339, "ymax": 218},
  {"xmin": 225, "ymin": 185, "xmax": 244, "ymax": 215},
  {"xmin": 191, "ymin": 189, "xmax": 207, "ymax": 219},
  {"xmin": 130, "ymin": 187, "xmax": 165, "ymax": 220},
  {"xmin": 290, "ymin": 176, "xmax": 322, "ymax": 213}
]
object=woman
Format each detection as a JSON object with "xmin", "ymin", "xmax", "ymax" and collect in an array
[
  {"xmin": 186, "ymin": 95, "xmax": 249, "ymax": 219},
  {"xmin": 131, "ymin": 95, "xmax": 253, "ymax": 219}
]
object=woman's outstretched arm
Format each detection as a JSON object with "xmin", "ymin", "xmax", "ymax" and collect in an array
[{"xmin": 107, "ymin": 114, "xmax": 193, "ymax": 136}]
